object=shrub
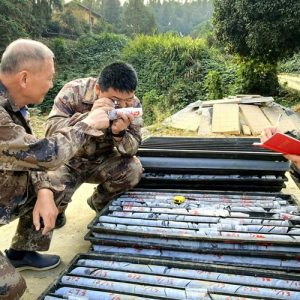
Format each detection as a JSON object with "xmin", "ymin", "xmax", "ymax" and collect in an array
[
  {"xmin": 236, "ymin": 58, "xmax": 279, "ymax": 96},
  {"xmin": 39, "ymin": 33, "xmax": 237, "ymax": 122},
  {"xmin": 204, "ymin": 70, "xmax": 224, "ymax": 100},
  {"xmin": 40, "ymin": 33, "xmax": 128, "ymax": 112},
  {"xmin": 142, "ymin": 89, "xmax": 168, "ymax": 125},
  {"xmin": 122, "ymin": 33, "xmax": 234, "ymax": 123},
  {"xmin": 274, "ymin": 87, "xmax": 300, "ymax": 108},
  {"xmin": 279, "ymin": 52, "xmax": 300, "ymax": 74}
]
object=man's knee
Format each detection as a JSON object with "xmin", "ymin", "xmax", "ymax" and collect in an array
[{"xmin": 0, "ymin": 254, "xmax": 26, "ymax": 300}]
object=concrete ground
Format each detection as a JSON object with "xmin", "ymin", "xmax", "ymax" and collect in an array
[{"xmin": 0, "ymin": 177, "xmax": 299, "ymax": 299}]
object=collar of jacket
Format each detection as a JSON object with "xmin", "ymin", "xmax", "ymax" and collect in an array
[
  {"xmin": 0, "ymin": 80, "xmax": 6, "ymax": 96},
  {"xmin": 0, "ymin": 80, "xmax": 28, "ymax": 113},
  {"xmin": 0, "ymin": 81, "xmax": 32, "ymax": 134}
]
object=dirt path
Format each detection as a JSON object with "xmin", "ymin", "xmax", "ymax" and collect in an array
[{"xmin": 278, "ymin": 74, "xmax": 300, "ymax": 91}]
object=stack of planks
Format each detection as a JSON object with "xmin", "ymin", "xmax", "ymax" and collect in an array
[
  {"xmin": 162, "ymin": 95, "xmax": 299, "ymax": 136},
  {"xmin": 198, "ymin": 95, "xmax": 300, "ymax": 136}
]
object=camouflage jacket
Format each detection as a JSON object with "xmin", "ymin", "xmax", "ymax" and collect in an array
[
  {"xmin": 0, "ymin": 81, "xmax": 91, "ymax": 224},
  {"xmin": 45, "ymin": 77, "xmax": 142, "ymax": 160}
]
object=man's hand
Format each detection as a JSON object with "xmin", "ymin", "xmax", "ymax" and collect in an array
[
  {"xmin": 260, "ymin": 127, "xmax": 279, "ymax": 143},
  {"xmin": 111, "ymin": 112, "xmax": 134, "ymax": 136},
  {"xmin": 285, "ymin": 154, "xmax": 300, "ymax": 169},
  {"xmin": 33, "ymin": 188, "xmax": 58, "ymax": 235},
  {"xmin": 83, "ymin": 108, "xmax": 110, "ymax": 130},
  {"xmin": 91, "ymin": 98, "xmax": 114, "ymax": 111},
  {"xmin": 261, "ymin": 127, "xmax": 300, "ymax": 168}
]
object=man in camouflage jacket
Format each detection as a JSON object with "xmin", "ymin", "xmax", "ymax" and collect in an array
[
  {"xmin": 46, "ymin": 62, "xmax": 143, "ymax": 220},
  {"xmin": 0, "ymin": 39, "xmax": 110, "ymax": 299}
]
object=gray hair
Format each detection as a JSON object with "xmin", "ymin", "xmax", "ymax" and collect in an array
[{"xmin": 0, "ymin": 39, "xmax": 54, "ymax": 74}]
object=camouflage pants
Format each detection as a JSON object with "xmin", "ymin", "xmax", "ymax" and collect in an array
[
  {"xmin": 0, "ymin": 186, "xmax": 56, "ymax": 299},
  {"xmin": 52, "ymin": 151, "xmax": 143, "ymax": 212},
  {"xmin": 2, "ymin": 190, "xmax": 54, "ymax": 252},
  {"xmin": 0, "ymin": 252, "xmax": 26, "ymax": 300}
]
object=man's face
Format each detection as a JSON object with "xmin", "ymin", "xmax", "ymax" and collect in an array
[
  {"xmin": 99, "ymin": 87, "xmax": 135, "ymax": 108},
  {"xmin": 23, "ymin": 58, "xmax": 55, "ymax": 104}
]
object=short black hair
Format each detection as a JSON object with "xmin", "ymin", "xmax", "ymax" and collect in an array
[{"xmin": 98, "ymin": 62, "xmax": 138, "ymax": 93}]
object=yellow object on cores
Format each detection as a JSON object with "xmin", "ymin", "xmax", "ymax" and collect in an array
[{"xmin": 173, "ymin": 195, "xmax": 186, "ymax": 204}]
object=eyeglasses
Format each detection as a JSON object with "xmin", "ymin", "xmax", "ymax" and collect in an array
[{"xmin": 110, "ymin": 97, "xmax": 134, "ymax": 108}]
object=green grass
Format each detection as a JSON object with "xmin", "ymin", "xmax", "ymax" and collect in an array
[{"xmin": 29, "ymin": 109, "xmax": 48, "ymax": 138}]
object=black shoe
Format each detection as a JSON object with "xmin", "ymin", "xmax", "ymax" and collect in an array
[
  {"xmin": 55, "ymin": 212, "xmax": 66, "ymax": 229},
  {"xmin": 5, "ymin": 249, "xmax": 61, "ymax": 271}
]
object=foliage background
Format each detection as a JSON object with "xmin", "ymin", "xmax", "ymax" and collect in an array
[
  {"xmin": 40, "ymin": 32, "xmax": 237, "ymax": 124},
  {"xmin": 0, "ymin": 0, "xmax": 299, "ymax": 126},
  {"xmin": 41, "ymin": 33, "xmax": 128, "ymax": 111}
]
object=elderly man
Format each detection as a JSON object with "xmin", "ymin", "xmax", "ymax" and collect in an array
[
  {"xmin": 0, "ymin": 39, "xmax": 110, "ymax": 299},
  {"xmin": 46, "ymin": 62, "xmax": 143, "ymax": 226}
]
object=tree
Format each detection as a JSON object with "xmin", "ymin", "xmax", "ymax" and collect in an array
[
  {"xmin": 148, "ymin": 0, "xmax": 213, "ymax": 35},
  {"xmin": 0, "ymin": 0, "xmax": 34, "ymax": 51},
  {"xmin": 213, "ymin": 0, "xmax": 300, "ymax": 95},
  {"xmin": 100, "ymin": 0, "xmax": 121, "ymax": 28},
  {"xmin": 81, "ymin": 0, "xmax": 102, "ymax": 13},
  {"xmin": 59, "ymin": 10, "xmax": 89, "ymax": 36},
  {"xmin": 121, "ymin": 0, "xmax": 157, "ymax": 36},
  {"xmin": 0, "ymin": 0, "xmax": 63, "ymax": 51},
  {"xmin": 32, "ymin": 0, "xmax": 63, "ymax": 36}
]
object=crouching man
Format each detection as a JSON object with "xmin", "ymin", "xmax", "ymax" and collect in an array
[{"xmin": 0, "ymin": 39, "xmax": 110, "ymax": 299}]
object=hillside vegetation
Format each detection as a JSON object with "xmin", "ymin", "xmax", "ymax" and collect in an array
[
  {"xmin": 2, "ymin": 0, "xmax": 299, "ymax": 127},
  {"xmin": 42, "ymin": 33, "xmax": 237, "ymax": 125}
]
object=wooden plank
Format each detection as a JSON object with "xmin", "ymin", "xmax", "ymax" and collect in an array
[
  {"xmin": 236, "ymin": 94, "xmax": 261, "ymax": 98},
  {"xmin": 261, "ymin": 106, "xmax": 297, "ymax": 132},
  {"xmin": 287, "ymin": 106, "xmax": 300, "ymax": 130},
  {"xmin": 163, "ymin": 112, "xmax": 201, "ymax": 132},
  {"xmin": 288, "ymin": 113, "xmax": 300, "ymax": 131},
  {"xmin": 242, "ymin": 125, "xmax": 252, "ymax": 136},
  {"xmin": 212, "ymin": 104, "xmax": 240, "ymax": 134},
  {"xmin": 240, "ymin": 105, "xmax": 271, "ymax": 135},
  {"xmin": 239, "ymin": 97, "xmax": 273, "ymax": 104},
  {"xmin": 202, "ymin": 97, "xmax": 273, "ymax": 107},
  {"xmin": 163, "ymin": 102, "xmax": 202, "ymax": 132}
]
